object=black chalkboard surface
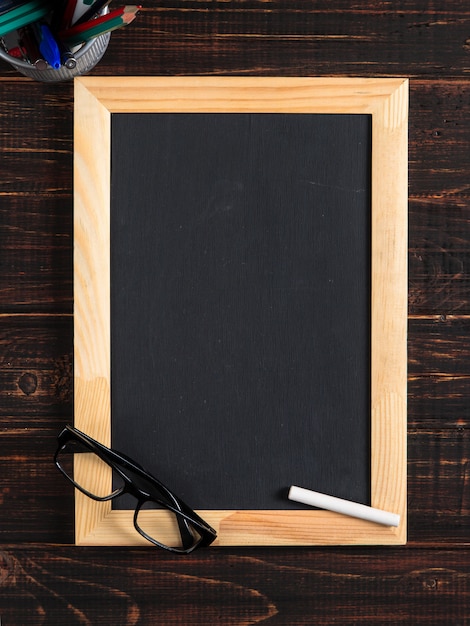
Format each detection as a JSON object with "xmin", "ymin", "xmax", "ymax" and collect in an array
[
  {"xmin": 110, "ymin": 112, "xmax": 371, "ymax": 511},
  {"xmin": 73, "ymin": 76, "xmax": 408, "ymax": 546}
]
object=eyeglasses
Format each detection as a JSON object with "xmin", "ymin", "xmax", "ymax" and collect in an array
[{"xmin": 54, "ymin": 425, "xmax": 217, "ymax": 554}]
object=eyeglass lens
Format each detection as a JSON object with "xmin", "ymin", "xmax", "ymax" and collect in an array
[
  {"xmin": 135, "ymin": 500, "xmax": 201, "ymax": 550},
  {"xmin": 56, "ymin": 439, "xmax": 125, "ymax": 499}
]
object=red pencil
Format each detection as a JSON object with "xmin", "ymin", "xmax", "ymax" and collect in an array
[{"xmin": 59, "ymin": 5, "xmax": 139, "ymax": 38}]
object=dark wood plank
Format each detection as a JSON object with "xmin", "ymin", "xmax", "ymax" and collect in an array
[
  {"xmin": 409, "ymin": 317, "xmax": 470, "ymax": 377},
  {"xmin": 0, "ymin": 316, "xmax": 72, "ymax": 418},
  {"xmin": 0, "ymin": 82, "xmax": 73, "ymax": 313},
  {"xmin": 0, "ymin": 81, "xmax": 73, "ymax": 194},
  {"xmin": 0, "ymin": 317, "xmax": 73, "ymax": 542},
  {"xmin": 0, "ymin": 435, "xmax": 73, "ymax": 544},
  {"xmin": 408, "ymin": 429, "xmax": 470, "ymax": 544},
  {"xmin": 89, "ymin": 1, "xmax": 470, "ymax": 79},
  {"xmin": 408, "ymin": 316, "xmax": 470, "ymax": 543},
  {"xmin": 409, "ymin": 208, "xmax": 470, "ymax": 315},
  {"xmin": 409, "ymin": 81, "xmax": 470, "ymax": 199},
  {"xmin": 1, "ymin": 547, "xmax": 470, "ymax": 624}
]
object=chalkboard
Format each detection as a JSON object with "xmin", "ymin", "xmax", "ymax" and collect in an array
[
  {"xmin": 73, "ymin": 77, "xmax": 408, "ymax": 546},
  {"xmin": 110, "ymin": 112, "xmax": 371, "ymax": 511}
]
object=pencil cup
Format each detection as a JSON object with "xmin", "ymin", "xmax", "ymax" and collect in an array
[{"xmin": 0, "ymin": 31, "xmax": 110, "ymax": 82}]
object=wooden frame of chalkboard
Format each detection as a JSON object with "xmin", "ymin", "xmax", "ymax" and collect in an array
[{"xmin": 73, "ymin": 77, "xmax": 408, "ymax": 547}]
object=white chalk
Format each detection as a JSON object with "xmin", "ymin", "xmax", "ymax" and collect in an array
[{"xmin": 288, "ymin": 485, "xmax": 400, "ymax": 527}]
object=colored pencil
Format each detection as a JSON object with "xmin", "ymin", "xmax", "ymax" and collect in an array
[
  {"xmin": 0, "ymin": 0, "xmax": 50, "ymax": 24},
  {"xmin": 0, "ymin": 4, "xmax": 52, "ymax": 37},
  {"xmin": 60, "ymin": 5, "xmax": 141, "ymax": 46}
]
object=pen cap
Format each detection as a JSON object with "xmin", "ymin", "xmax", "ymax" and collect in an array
[{"xmin": 0, "ymin": 9, "xmax": 110, "ymax": 82}]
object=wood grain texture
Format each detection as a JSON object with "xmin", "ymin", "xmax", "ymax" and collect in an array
[
  {"xmin": 1, "ymin": 548, "xmax": 470, "ymax": 624},
  {"xmin": 92, "ymin": 1, "xmax": 470, "ymax": 78},
  {"xmin": 0, "ymin": 0, "xmax": 468, "ymax": 621}
]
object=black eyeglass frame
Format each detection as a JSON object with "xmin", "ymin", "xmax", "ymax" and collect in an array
[{"xmin": 55, "ymin": 424, "xmax": 217, "ymax": 554}]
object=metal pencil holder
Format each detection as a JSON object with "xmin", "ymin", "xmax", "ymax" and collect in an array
[{"xmin": 0, "ymin": 31, "xmax": 110, "ymax": 82}]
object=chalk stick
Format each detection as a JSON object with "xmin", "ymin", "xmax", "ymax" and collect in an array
[{"xmin": 288, "ymin": 485, "xmax": 400, "ymax": 527}]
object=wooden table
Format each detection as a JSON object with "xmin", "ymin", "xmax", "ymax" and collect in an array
[{"xmin": 1, "ymin": 1, "xmax": 469, "ymax": 623}]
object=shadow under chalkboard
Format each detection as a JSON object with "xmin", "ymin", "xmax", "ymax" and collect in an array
[{"xmin": 110, "ymin": 112, "xmax": 371, "ymax": 511}]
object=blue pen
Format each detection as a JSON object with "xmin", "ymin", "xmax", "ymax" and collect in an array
[{"xmin": 36, "ymin": 22, "xmax": 61, "ymax": 69}]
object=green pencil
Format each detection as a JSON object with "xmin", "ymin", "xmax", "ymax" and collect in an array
[
  {"xmin": 0, "ymin": 0, "xmax": 50, "ymax": 25},
  {"xmin": 60, "ymin": 5, "xmax": 141, "ymax": 46},
  {"xmin": 0, "ymin": 3, "xmax": 52, "ymax": 37}
]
